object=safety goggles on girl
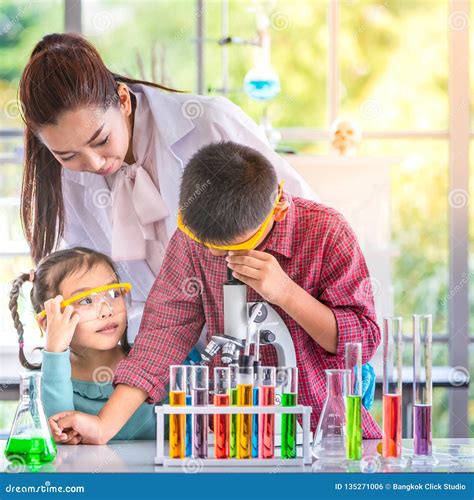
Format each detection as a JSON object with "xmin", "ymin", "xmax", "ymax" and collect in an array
[{"xmin": 37, "ymin": 283, "xmax": 132, "ymax": 325}]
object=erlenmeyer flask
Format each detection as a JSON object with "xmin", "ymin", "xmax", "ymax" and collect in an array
[
  {"xmin": 312, "ymin": 369, "xmax": 350, "ymax": 462},
  {"xmin": 4, "ymin": 372, "xmax": 56, "ymax": 468}
]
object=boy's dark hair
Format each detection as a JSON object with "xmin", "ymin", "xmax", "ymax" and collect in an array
[
  {"xmin": 179, "ymin": 141, "xmax": 278, "ymax": 245},
  {"xmin": 9, "ymin": 247, "xmax": 131, "ymax": 370}
]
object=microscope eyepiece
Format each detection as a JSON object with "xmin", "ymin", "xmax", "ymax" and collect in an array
[{"xmin": 226, "ymin": 264, "xmax": 243, "ymax": 284}]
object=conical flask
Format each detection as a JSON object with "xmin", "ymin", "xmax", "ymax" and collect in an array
[
  {"xmin": 312, "ymin": 369, "xmax": 351, "ymax": 462},
  {"xmin": 4, "ymin": 372, "xmax": 56, "ymax": 468}
]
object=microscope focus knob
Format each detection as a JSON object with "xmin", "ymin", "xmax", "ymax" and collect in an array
[
  {"xmin": 249, "ymin": 303, "xmax": 268, "ymax": 323},
  {"xmin": 260, "ymin": 330, "xmax": 276, "ymax": 344}
]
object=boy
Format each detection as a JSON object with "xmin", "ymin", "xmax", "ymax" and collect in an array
[{"xmin": 51, "ymin": 141, "xmax": 381, "ymax": 443}]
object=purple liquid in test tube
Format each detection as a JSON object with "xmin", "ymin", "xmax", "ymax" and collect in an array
[
  {"xmin": 191, "ymin": 366, "xmax": 209, "ymax": 459},
  {"xmin": 413, "ymin": 404, "xmax": 432, "ymax": 456},
  {"xmin": 412, "ymin": 314, "xmax": 433, "ymax": 459}
]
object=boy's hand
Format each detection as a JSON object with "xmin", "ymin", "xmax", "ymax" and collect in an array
[
  {"xmin": 226, "ymin": 250, "xmax": 293, "ymax": 306},
  {"xmin": 49, "ymin": 411, "xmax": 106, "ymax": 445},
  {"xmin": 43, "ymin": 295, "xmax": 80, "ymax": 353}
]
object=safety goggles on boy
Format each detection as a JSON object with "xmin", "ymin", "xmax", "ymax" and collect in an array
[
  {"xmin": 37, "ymin": 283, "xmax": 132, "ymax": 325},
  {"xmin": 177, "ymin": 181, "xmax": 284, "ymax": 251}
]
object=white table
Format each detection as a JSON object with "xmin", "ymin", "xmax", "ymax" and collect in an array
[{"xmin": 1, "ymin": 439, "xmax": 472, "ymax": 474}]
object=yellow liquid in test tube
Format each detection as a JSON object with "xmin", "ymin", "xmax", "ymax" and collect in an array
[
  {"xmin": 237, "ymin": 384, "xmax": 253, "ymax": 459},
  {"xmin": 169, "ymin": 391, "xmax": 185, "ymax": 458}
]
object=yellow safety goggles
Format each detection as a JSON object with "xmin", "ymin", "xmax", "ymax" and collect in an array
[
  {"xmin": 36, "ymin": 283, "xmax": 132, "ymax": 334},
  {"xmin": 177, "ymin": 181, "xmax": 284, "ymax": 251}
]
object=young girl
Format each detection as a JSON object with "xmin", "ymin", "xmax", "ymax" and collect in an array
[{"xmin": 9, "ymin": 247, "xmax": 198, "ymax": 443}]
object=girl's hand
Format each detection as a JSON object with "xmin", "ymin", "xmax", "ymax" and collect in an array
[
  {"xmin": 49, "ymin": 411, "xmax": 106, "ymax": 445},
  {"xmin": 43, "ymin": 295, "xmax": 80, "ymax": 353},
  {"xmin": 51, "ymin": 427, "xmax": 82, "ymax": 445}
]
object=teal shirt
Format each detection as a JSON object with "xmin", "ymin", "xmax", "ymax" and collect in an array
[{"xmin": 41, "ymin": 350, "xmax": 157, "ymax": 441}]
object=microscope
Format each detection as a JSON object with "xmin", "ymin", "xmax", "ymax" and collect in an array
[
  {"xmin": 200, "ymin": 265, "xmax": 305, "ymax": 446},
  {"xmin": 200, "ymin": 266, "xmax": 297, "ymax": 368}
]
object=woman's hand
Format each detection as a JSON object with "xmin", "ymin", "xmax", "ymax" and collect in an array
[
  {"xmin": 43, "ymin": 295, "xmax": 80, "ymax": 353},
  {"xmin": 49, "ymin": 411, "xmax": 106, "ymax": 445}
]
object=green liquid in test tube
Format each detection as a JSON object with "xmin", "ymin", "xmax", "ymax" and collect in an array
[
  {"xmin": 345, "ymin": 394, "xmax": 362, "ymax": 459},
  {"xmin": 229, "ymin": 365, "xmax": 238, "ymax": 458},
  {"xmin": 278, "ymin": 367, "xmax": 298, "ymax": 459},
  {"xmin": 345, "ymin": 342, "xmax": 362, "ymax": 460}
]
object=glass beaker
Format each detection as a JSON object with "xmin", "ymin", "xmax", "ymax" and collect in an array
[
  {"xmin": 4, "ymin": 372, "xmax": 57, "ymax": 469},
  {"xmin": 312, "ymin": 369, "xmax": 350, "ymax": 462}
]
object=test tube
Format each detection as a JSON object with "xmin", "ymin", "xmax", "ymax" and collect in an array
[
  {"xmin": 252, "ymin": 359, "xmax": 260, "ymax": 458},
  {"xmin": 382, "ymin": 317, "xmax": 403, "ymax": 460},
  {"xmin": 213, "ymin": 367, "xmax": 230, "ymax": 459},
  {"xmin": 190, "ymin": 366, "xmax": 209, "ymax": 459},
  {"xmin": 169, "ymin": 365, "xmax": 186, "ymax": 458},
  {"xmin": 345, "ymin": 342, "xmax": 362, "ymax": 460},
  {"xmin": 237, "ymin": 359, "xmax": 253, "ymax": 459},
  {"xmin": 413, "ymin": 314, "xmax": 433, "ymax": 459},
  {"xmin": 185, "ymin": 365, "xmax": 192, "ymax": 457},
  {"xmin": 258, "ymin": 367, "xmax": 276, "ymax": 458},
  {"xmin": 278, "ymin": 366, "xmax": 298, "ymax": 459},
  {"xmin": 229, "ymin": 364, "xmax": 239, "ymax": 458}
]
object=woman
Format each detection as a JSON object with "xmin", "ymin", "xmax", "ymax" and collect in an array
[{"xmin": 19, "ymin": 33, "xmax": 316, "ymax": 338}]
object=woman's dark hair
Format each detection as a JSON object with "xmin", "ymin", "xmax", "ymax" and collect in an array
[
  {"xmin": 9, "ymin": 246, "xmax": 132, "ymax": 370},
  {"xmin": 19, "ymin": 32, "xmax": 183, "ymax": 264}
]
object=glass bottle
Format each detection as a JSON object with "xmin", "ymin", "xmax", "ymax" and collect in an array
[
  {"xmin": 243, "ymin": 10, "xmax": 280, "ymax": 102},
  {"xmin": 4, "ymin": 372, "xmax": 56, "ymax": 469},
  {"xmin": 312, "ymin": 369, "xmax": 350, "ymax": 463}
]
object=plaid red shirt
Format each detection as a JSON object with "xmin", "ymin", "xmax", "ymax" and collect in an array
[{"xmin": 114, "ymin": 194, "xmax": 382, "ymax": 438}]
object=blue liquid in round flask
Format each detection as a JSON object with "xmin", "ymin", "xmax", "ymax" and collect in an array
[{"xmin": 244, "ymin": 65, "xmax": 281, "ymax": 101}]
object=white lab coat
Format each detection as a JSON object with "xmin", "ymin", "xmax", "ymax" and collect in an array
[{"xmin": 61, "ymin": 84, "xmax": 317, "ymax": 339}]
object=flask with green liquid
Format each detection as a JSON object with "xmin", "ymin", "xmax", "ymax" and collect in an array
[{"xmin": 4, "ymin": 372, "xmax": 57, "ymax": 468}]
